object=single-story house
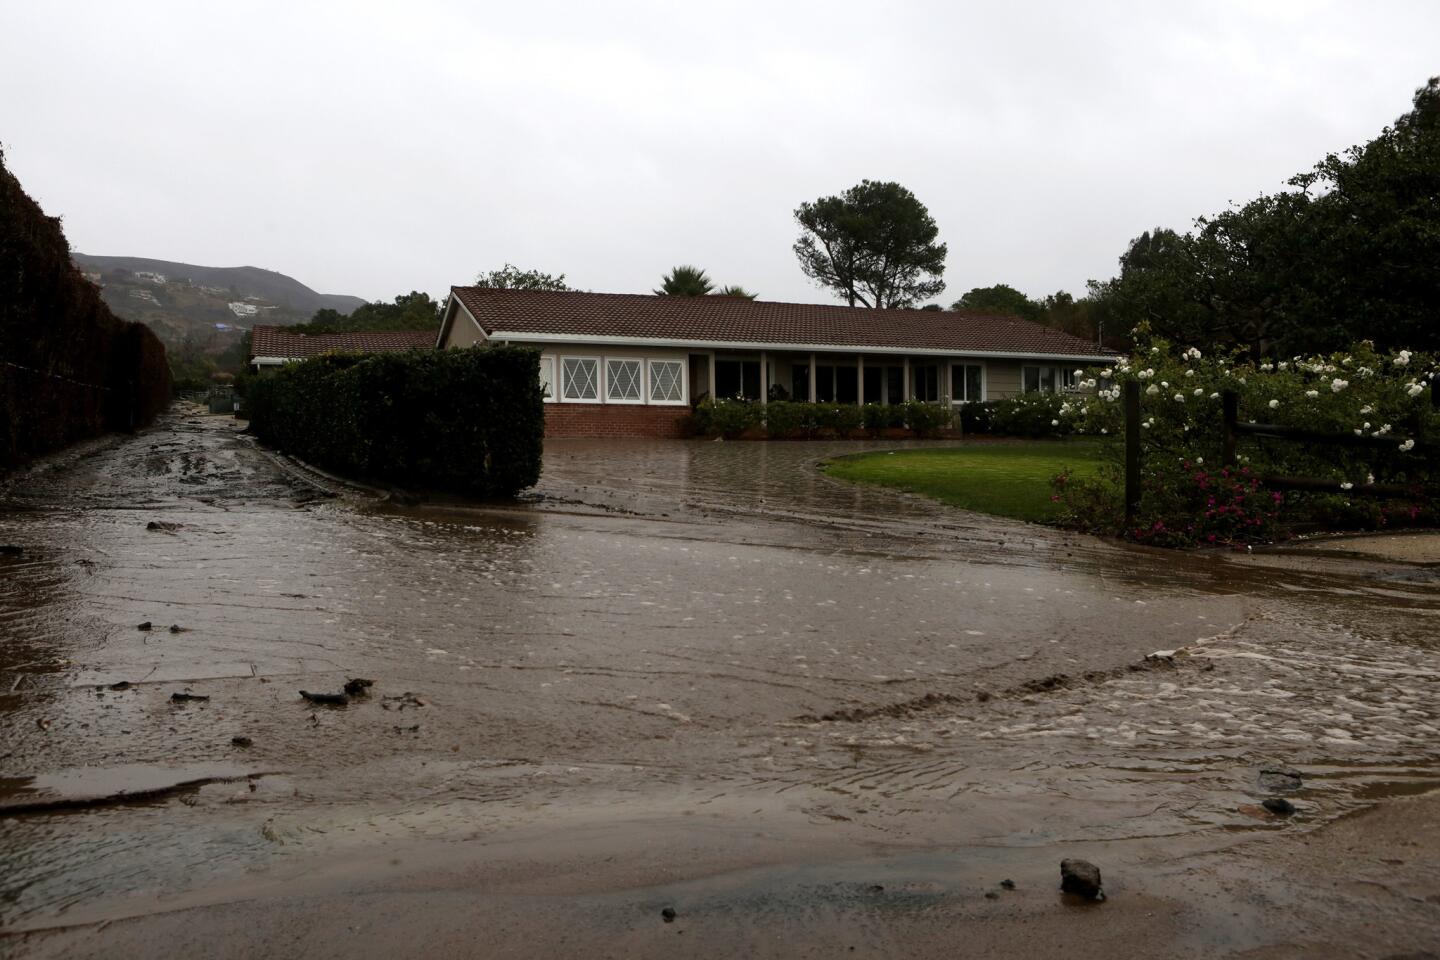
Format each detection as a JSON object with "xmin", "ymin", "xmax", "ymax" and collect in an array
[
  {"xmin": 247, "ymin": 325, "xmax": 435, "ymax": 371},
  {"xmin": 437, "ymin": 288, "xmax": 1116, "ymax": 438}
]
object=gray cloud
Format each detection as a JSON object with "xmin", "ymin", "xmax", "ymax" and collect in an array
[{"xmin": 3, "ymin": 0, "xmax": 1435, "ymax": 305}]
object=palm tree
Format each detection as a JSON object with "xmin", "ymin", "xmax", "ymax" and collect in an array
[
  {"xmin": 715, "ymin": 285, "xmax": 757, "ymax": 299},
  {"xmin": 655, "ymin": 265, "xmax": 714, "ymax": 296}
]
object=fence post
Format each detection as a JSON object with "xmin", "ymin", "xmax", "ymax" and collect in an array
[
  {"xmin": 1124, "ymin": 380, "xmax": 1141, "ymax": 524},
  {"xmin": 1222, "ymin": 390, "xmax": 1238, "ymax": 467}
]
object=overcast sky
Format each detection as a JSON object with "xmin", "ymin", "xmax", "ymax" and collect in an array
[{"xmin": 3, "ymin": 1, "xmax": 1436, "ymax": 306}]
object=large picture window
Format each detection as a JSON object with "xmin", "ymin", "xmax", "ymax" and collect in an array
[
  {"xmin": 952, "ymin": 363, "xmax": 983, "ymax": 402},
  {"xmin": 538, "ymin": 356, "xmax": 555, "ymax": 403},
  {"xmin": 561, "ymin": 356, "xmax": 600, "ymax": 402},
  {"xmin": 1022, "ymin": 365, "xmax": 1057, "ymax": 394},
  {"xmin": 648, "ymin": 359, "xmax": 686, "ymax": 404},
  {"xmin": 912, "ymin": 363, "xmax": 940, "ymax": 402},
  {"xmin": 605, "ymin": 358, "xmax": 644, "ymax": 403}
]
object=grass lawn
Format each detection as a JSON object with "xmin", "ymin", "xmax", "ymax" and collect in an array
[{"xmin": 823, "ymin": 440, "xmax": 1106, "ymax": 523}]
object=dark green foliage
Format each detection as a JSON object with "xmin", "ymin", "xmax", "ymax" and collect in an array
[
  {"xmin": 951, "ymin": 284, "xmax": 1043, "ymax": 321},
  {"xmin": 959, "ymin": 400, "xmax": 998, "ymax": 434},
  {"xmin": 1093, "ymin": 76, "xmax": 1440, "ymax": 355},
  {"xmin": 793, "ymin": 180, "xmax": 947, "ymax": 308},
  {"xmin": 900, "ymin": 400, "xmax": 954, "ymax": 437},
  {"xmin": 692, "ymin": 399, "xmax": 952, "ymax": 439},
  {"xmin": 298, "ymin": 291, "xmax": 442, "ymax": 334},
  {"xmin": 656, "ymin": 266, "xmax": 714, "ymax": 297},
  {"xmin": 475, "ymin": 264, "xmax": 572, "ymax": 291},
  {"xmin": 1, "ymin": 149, "xmax": 170, "ymax": 470},
  {"xmin": 862, "ymin": 402, "xmax": 905, "ymax": 434},
  {"xmin": 246, "ymin": 347, "xmax": 543, "ymax": 498},
  {"xmin": 990, "ymin": 394, "xmax": 1069, "ymax": 438},
  {"xmin": 715, "ymin": 285, "xmax": 758, "ymax": 299}
]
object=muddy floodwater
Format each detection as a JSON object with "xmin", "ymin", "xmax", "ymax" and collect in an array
[{"xmin": 2, "ymin": 405, "xmax": 1438, "ymax": 958}]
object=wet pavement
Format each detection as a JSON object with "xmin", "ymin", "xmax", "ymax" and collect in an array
[{"xmin": 2, "ymin": 406, "xmax": 1438, "ymax": 957}]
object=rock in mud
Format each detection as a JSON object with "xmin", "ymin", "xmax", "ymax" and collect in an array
[
  {"xmin": 300, "ymin": 690, "xmax": 349, "ymax": 706},
  {"xmin": 1262, "ymin": 797, "xmax": 1296, "ymax": 816},
  {"xmin": 343, "ymin": 678, "xmax": 374, "ymax": 697},
  {"xmin": 661, "ymin": 907, "xmax": 677, "ymax": 923},
  {"xmin": 1060, "ymin": 859, "xmax": 1104, "ymax": 900},
  {"xmin": 170, "ymin": 692, "xmax": 209, "ymax": 703},
  {"xmin": 1259, "ymin": 768, "xmax": 1304, "ymax": 791}
]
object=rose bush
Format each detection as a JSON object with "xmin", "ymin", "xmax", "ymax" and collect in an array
[{"xmin": 1042, "ymin": 329, "xmax": 1439, "ymax": 545}]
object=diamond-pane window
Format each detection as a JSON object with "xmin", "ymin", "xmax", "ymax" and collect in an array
[
  {"xmin": 562, "ymin": 357, "xmax": 599, "ymax": 401},
  {"xmin": 606, "ymin": 359, "xmax": 643, "ymax": 402},
  {"xmin": 539, "ymin": 356, "xmax": 555, "ymax": 401},
  {"xmin": 649, "ymin": 360, "xmax": 684, "ymax": 403}
]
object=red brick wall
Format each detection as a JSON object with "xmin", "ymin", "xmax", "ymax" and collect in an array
[{"xmin": 544, "ymin": 404, "xmax": 691, "ymax": 439}]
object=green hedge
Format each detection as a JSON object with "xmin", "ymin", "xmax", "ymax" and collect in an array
[
  {"xmin": 1, "ymin": 149, "xmax": 171, "ymax": 470},
  {"xmin": 246, "ymin": 347, "xmax": 543, "ymax": 498},
  {"xmin": 691, "ymin": 398, "xmax": 955, "ymax": 439}
]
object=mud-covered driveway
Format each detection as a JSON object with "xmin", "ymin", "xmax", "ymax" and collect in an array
[{"xmin": 3, "ymin": 407, "xmax": 1438, "ymax": 958}]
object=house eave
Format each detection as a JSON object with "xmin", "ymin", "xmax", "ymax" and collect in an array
[{"xmin": 485, "ymin": 331, "xmax": 1116, "ymax": 364}]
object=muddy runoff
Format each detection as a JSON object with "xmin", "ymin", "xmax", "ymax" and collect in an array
[{"xmin": 2, "ymin": 407, "xmax": 1437, "ymax": 958}]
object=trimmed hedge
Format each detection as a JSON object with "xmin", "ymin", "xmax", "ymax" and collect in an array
[
  {"xmin": 1, "ymin": 149, "xmax": 171, "ymax": 470},
  {"xmin": 246, "ymin": 347, "xmax": 544, "ymax": 498},
  {"xmin": 692, "ymin": 398, "xmax": 956, "ymax": 439}
]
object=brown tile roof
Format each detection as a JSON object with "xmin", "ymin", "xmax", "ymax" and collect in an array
[
  {"xmin": 249, "ymin": 325, "xmax": 436, "ymax": 360},
  {"xmin": 450, "ymin": 288, "xmax": 1110, "ymax": 358}
]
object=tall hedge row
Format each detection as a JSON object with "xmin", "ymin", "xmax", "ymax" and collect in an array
[
  {"xmin": 1, "ymin": 149, "xmax": 171, "ymax": 470},
  {"xmin": 245, "ymin": 347, "xmax": 544, "ymax": 498}
]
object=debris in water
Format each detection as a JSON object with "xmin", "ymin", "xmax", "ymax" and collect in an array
[
  {"xmin": 1262, "ymin": 797, "xmax": 1296, "ymax": 817},
  {"xmin": 661, "ymin": 907, "xmax": 677, "ymax": 923},
  {"xmin": 0, "ymin": 544, "xmax": 23, "ymax": 556},
  {"xmin": 381, "ymin": 692, "xmax": 427, "ymax": 710},
  {"xmin": 231, "ymin": 736, "xmax": 253, "ymax": 748},
  {"xmin": 299, "ymin": 690, "xmax": 349, "ymax": 706},
  {"xmin": 145, "ymin": 521, "xmax": 181, "ymax": 532},
  {"xmin": 984, "ymin": 891, "xmax": 999, "ymax": 900},
  {"xmin": 1259, "ymin": 768, "xmax": 1304, "ymax": 791},
  {"xmin": 343, "ymin": 678, "xmax": 374, "ymax": 697},
  {"xmin": 137, "ymin": 621, "xmax": 153, "ymax": 631},
  {"xmin": 1060, "ymin": 859, "xmax": 1104, "ymax": 900},
  {"xmin": 168, "ymin": 624, "xmax": 187, "ymax": 634},
  {"xmin": 171, "ymin": 692, "xmax": 210, "ymax": 703},
  {"xmin": 394, "ymin": 724, "xmax": 420, "ymax": 734},
  {"xmin": 108, "ymin": 681, "xmax": 133, "ymax": 691},
  {"xmin": 36, "ymin": 718, "xmax": 52, "ymax": 731},
  {"xmin": 1000, "ymin": 879, "xmax": 1016, "ymax": 890}
]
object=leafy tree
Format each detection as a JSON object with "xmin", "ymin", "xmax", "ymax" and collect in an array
[
  {"xmin": 1093, "ymin": 76, "xmax": 1440, "ymax": 355},
  {"xmin": 950, "ymin": 284, "xmax": 1042, "ymax": 321},
  {"xmin": 296, "ymin": 291, "xmax": 443, "ymax": 334},
  {"xmin": 793, "ymin": 180, "xmax": 946, "ymax": 308},
  {"xmin": 715, "ymin": 284, "xmax": 757, "ymax": 299},
  {"xmin": 656, "ymin": 265, "xmax": 714, "ymax": 296},
  {"xmin": 475, "ymin": 264, "xmax": 571, "ymax": 291}
]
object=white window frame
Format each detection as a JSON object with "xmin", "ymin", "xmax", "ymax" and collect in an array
[
  {"xmin": 647, "ymin": 358, "xmax": 688, "ymax": 406},
  {"xmin": 950, "ymin": 362, "xmax": 986, "ymax": 404},
  {"xmin": 538, "ymin": 355, "xmax": 556, "ymax": 403},
  {"xmin": 604, "ymin": 357, "xmax": 646, "ymax": 405},
  {"xmin": 560, "ymin": 355, "xmax": 601, "ymax": 403}
]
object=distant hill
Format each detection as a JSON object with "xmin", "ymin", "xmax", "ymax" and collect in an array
[
  {"xmin": 70, "ymin": 254, "xmax": 368, "ymax": 387},
  {"xmin": 72, "ymin": 254, "xmax": 365, "ymax": 316}
]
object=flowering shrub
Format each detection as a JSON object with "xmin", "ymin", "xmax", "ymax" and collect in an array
[{"xmin": 1049, "ymin": 330, "xmax": 1439, "ymax": 545}]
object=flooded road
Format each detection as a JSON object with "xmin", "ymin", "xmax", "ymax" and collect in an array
[{"xmin": 2, "ymin": 407, "xmax": 1437, "ymax": 957}]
